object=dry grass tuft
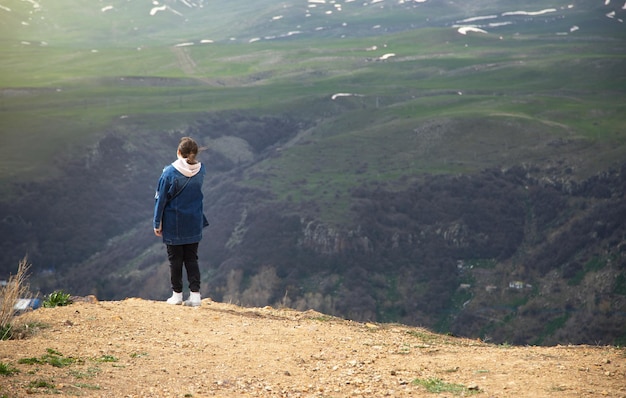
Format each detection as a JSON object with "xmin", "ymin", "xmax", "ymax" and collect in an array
[{"xmin": 0, "ymin": 256, "xmax": 31, "ymax": 339}]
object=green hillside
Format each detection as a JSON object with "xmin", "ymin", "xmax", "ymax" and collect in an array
[{"xmin": 1, "ymin": 0, "xmax": 625, "ymax": 345}]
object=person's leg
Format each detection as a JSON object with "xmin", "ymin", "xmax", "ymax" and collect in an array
[
  {"xmin": 182, "ymin": 243, "xmax": 201, "ymax": 293},
  {"xmin": 166, "ymin": 245, "xmax": 185, "ymax": 304},
  {"xmin": 182, "ymin": 243, "xmax": 201, "ymax": 306}
]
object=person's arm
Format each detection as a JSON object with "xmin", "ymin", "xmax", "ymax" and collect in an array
[{"xmin": 153, "ymin": 172, "xmax": 169, "ymax": 236}]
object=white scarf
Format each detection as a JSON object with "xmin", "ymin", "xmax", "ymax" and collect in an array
[{"xmin": 171, "ymin": 154, "xmax": 201, "ymax": 177}]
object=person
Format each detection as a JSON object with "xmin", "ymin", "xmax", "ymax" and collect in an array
[{"xmin": 153, "ymin": 137, "xmax": 208, "ymax": 307}]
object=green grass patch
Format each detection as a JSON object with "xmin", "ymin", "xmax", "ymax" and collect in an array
[
  {"xmin": 412, "ymin": 377, "xmax": 478, "ymax": 395},
  {"xmin": 73, "ymin": 382, "xmax": 101, "ymax": 390},
  {"xmin": 0, "ymin": 362, "xmax": 19, "ymax": 376},
  {"xmin": 18, "ymin": 348, "xmax": 77, "ymax": 368},
  {"xmin": 406, "ymin": 329, "xmax": 451, "ymax": 346},
  {"xmin": 130, "ymin": 352, "xmax": 149, "ymax": 358},
  {"xmin": 69, "ymin": 367, "xmax": 100, "ymax": 379},
  {"xmin": 27, "ymin": 379, "xmax": 56, "ymax": 392},
  {"xmin": 95, "ymin": 355, "xmax": 118, "ymax": 363},
  {"xmin": 309, "ymin": 315, "xmax": 334, "ymax": 322},
  {"xmin": 42, "ymin": 290, "xmax": 73, "ymax": 308}
]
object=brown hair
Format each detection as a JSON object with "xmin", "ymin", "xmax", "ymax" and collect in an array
[{"xmin": 178, "ymin": 137, "xmax": 199, "ymax": 164}]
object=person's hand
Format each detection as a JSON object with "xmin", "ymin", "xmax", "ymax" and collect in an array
[{"xmin": 154, "ymin": 228, "xmax": 162, "ymax": 237}]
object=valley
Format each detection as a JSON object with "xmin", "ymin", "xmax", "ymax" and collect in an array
[{"xmin": 0, "ymin": 0, "xmax": 625, "ymax": 346}]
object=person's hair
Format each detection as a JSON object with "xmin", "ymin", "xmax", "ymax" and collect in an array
[{"xmin": 178, "ymin": 137, "xmax": 199, "ymax": 164}]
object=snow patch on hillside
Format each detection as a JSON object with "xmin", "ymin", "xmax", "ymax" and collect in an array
[
  {"xmin": 458, "ymin": 26, "xmax": 488, "ymax": 35},
  {"xmin": 150, "ymin": 2, "xmax": 182, "ymax": 17},
  {"xmin": 379, "ymin": 53, "xmax": 396, "ymax": 60},
  {"xmin": 458, "ymin": 15, "xmax": 498, "ymax": 23},
  {"xmin": 331, "ymin": 93, "xmax": 364, "ymax": 100},
  {"xmin": 502, "ymin": 9, "xmax": 557, "ymax": 16},
  {"xmin": 150, "ymin": 5, "xmax": 166, "ymax": 16}
]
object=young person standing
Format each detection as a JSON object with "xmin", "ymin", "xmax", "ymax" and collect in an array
[{"xmin": 153, "ymin": 137, "xmax": 208, "ymax": 306}]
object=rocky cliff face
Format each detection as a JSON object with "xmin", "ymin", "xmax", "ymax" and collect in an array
[
  {"xmin": 212, "ymin": 164, "xmax": 626, "ymax": 345},
  {"xmin": 300, "ymin": 221, "xmax": 372, "ymax": 254}
]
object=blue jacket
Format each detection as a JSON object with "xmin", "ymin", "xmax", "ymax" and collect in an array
[{"xmin": 153, "ymin": 162, "xmax": 206, "ymax": 245}]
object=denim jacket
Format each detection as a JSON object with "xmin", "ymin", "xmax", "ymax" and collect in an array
[{"xmin": 153, "ymin": 163, "xmax": 206, "ymax": 245}]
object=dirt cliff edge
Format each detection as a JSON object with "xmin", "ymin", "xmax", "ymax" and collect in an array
[{"xmin": 1, "ymin": 298, "xmax": 624, "ymax": 397}]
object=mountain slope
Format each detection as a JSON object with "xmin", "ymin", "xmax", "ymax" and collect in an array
[{"xmin": 0, "ymin": 0, "xmax": 625, "ymax": 346}]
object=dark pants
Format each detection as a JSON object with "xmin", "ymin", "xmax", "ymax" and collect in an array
[{"xmin": 166, "ymin": 243, "xmax": 200, "ymax": 293}]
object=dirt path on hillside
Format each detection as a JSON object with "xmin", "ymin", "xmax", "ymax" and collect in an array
[
  {"xmin": 1, "ymin": 298, "xmax": 624, "ymax": 397},
  {"xmin": 171, "ymin": 47, "xmax": 215, "ymax": 85}
]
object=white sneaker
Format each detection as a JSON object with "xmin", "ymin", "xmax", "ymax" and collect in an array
[
  {"xmin": 184, "ymin": 291, "xmax": 201, "ymax": 307},
  {"xmin": 166, "ymin": 291, "xmax": 183, "ymax": 305}
]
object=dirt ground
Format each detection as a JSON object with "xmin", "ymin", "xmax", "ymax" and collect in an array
[{"xmin": 1, "ymin": 298, "xmax": 624, "ymax": 397}]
